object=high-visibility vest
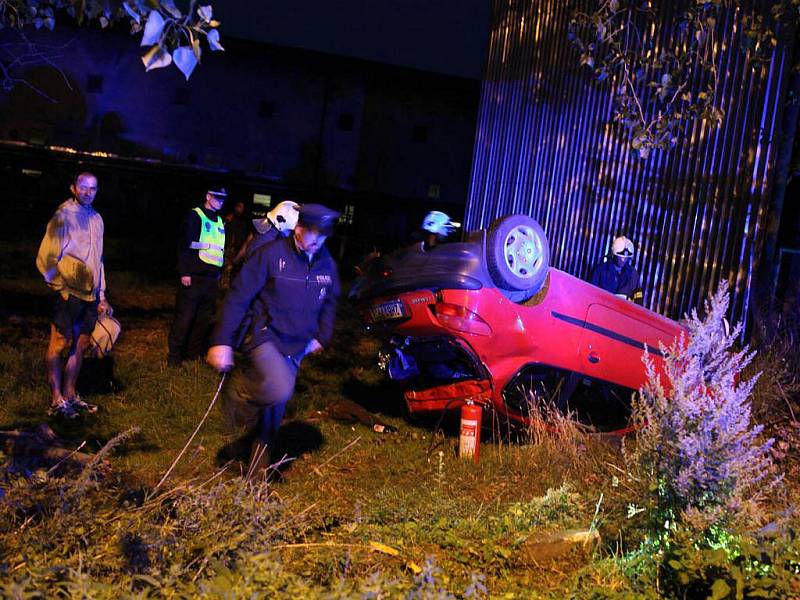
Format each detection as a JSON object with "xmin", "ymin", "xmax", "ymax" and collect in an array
[{"xmin": 189, "ymin": 207, "xmax": 225, "ymax": 267}]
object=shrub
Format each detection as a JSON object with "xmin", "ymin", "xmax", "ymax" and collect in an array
[{"xmin": 625, "ymin": 280, "xmax": 778, "ymax": 536}]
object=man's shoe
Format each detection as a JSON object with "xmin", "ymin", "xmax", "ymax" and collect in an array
[
  {"xmin": 49, "ymin": 401, "xmax": 79, "ymax": 419},
  {"xmin": 69, "ymin": 396, "xmax": 98, "ymax": 414}
]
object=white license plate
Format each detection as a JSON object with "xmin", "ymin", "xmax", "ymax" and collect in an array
[{"xmin": 370, "ymin": 300, "xmax": 405, "ymax": 322}]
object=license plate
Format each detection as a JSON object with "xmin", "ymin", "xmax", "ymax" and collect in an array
[{"xmin": 370, "ymin": 300, "xmax": 405, "ymax": 322}]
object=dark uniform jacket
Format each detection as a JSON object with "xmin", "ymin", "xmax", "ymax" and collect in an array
[
  {"xmin": 211, "ymin": 235, "xmax": 340, "ymax": 356},
  {"xmin": 177, "ymin": 206, "xmax": 223, "ymax": 279},
  {"xmin": 244, "ymin": 222, "xmax": 280, "ymax": 261},
  {"xmin": 589, "ymin": 258, "xmax": 642, "ymax": 300}
]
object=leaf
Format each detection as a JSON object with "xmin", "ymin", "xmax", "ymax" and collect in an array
[
  {"xmin": 141, "ymin": 10, "xmax": 165, "ymax": 46},
  {"xmin": 192, "ymin": 38, "xmax": 202, "ymax": 61},
  {"xmin": 197, "ymin": 5, "xmax": 213, "ymax": 22},
  {"xmin": 123, "ymin": 2, "xmax": 140, "ymax": 25},
  {"xmin": 173, "ymin": 46, "xmax": 198, "ymax": 80},
  {"xmin": 710, "ymin": 578, "xmax": 731, "ymax": 599},
  {"xmin": 160, "ymin": 0, "xmax": 182, "ymax": 19},
  {"xmin": 369, "ymin": 541, "xmax": 400, "ymax": 556},
  {"xmin": 141, "ymin": 45, "xmax": 172, "ymax": 71},
  {"xmin": 207, "ymin": 28, "xmax": 224, "ymax": 51},
  {"xmin": 405, "ymin": 560, "xmax": 422, "ymax": 574}
]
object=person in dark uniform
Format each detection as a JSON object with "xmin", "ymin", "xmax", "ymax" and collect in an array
[
  {"xmin": 232, "ymin": 200, "xmax": 300, "ymax": 265},
  {"xmin": 167, "ymin": 186, "xmax": 227, "ymax": 365},
  {"xmin": 207, "ymin": 203, "xmax": 341, "ymax": 476},
  {"xmin": 589, "ymin": 235, "xmax": 643, "ymax": 304}
]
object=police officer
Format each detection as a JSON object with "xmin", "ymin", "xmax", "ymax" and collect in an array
[
  {"xmin": 167, "ymin": 186, "xmax": 227, "ymax": 365},
  {"xmin": 207, "ymin": 203, "xmax": 341, "ymax": 476},
  {"xmin": 589, "ymin": 235, "xmax": 643, "ymax": 304}
]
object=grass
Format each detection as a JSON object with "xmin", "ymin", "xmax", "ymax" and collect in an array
[{"xmin": 1, "ymin": 239, "xmax": 798, "ymax": 598}]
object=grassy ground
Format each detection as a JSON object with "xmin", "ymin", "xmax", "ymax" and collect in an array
[{"xmin": 1, "ymin": 239, "xmax": 798, "ymax": 598}]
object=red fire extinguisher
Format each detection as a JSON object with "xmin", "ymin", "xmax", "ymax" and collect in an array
[{"xmin": 459, "ymin": 400, "xmax": 482, "ymax": 463}]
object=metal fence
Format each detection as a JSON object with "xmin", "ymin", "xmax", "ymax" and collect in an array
[{"xmin": 466, "ymin": 0, "xmax": 798, "ymax": 327}]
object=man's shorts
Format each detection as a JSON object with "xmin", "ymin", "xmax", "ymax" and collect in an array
[{"xmin": 52, "ymin": 293, "xmax": 98, "ymax": 338}]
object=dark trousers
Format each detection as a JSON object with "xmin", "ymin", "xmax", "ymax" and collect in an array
[
  {"xmin": 224, "ymin": 341, "xmax": 297, "ymax": 448},
  {"xmin": 168, "ymin": 276, "xmax": 219, "ymax": 361}
]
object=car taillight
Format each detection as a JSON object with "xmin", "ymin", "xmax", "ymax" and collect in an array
[{"xmin": 432, "ymin": 302, "xmax": 492, "ymax": 336}]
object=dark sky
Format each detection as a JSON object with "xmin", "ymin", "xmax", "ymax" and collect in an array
[{"xmin": 215, "ymin": 0, "xmax": 490, "ymax": 80}]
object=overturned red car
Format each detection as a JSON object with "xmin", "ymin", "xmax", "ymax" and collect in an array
[{"xmin": 351, "ymin": 215, "xmax": 684, "ymax": 432}]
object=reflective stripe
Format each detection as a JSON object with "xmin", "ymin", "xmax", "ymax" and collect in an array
[
  {"xmin": 192, "ymin": 207, "xmax": 225, "ymax": 267},
  {"xmin": 190, "ymin": 241, "xmax": 224, "ymax": 251}
]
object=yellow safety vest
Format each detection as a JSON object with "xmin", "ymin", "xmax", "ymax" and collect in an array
[{"xmin": 190, "ymin": 207, "xmax": 225, "ymax": 267}]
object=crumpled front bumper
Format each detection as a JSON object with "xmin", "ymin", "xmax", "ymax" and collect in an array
[{"xmin": 404, "ymin": 379, "xmax": 492, "ymax": 413}]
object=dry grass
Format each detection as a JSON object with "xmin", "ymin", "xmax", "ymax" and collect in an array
[{"xmin": 1, "ymin": 239, "xmax": 799, "ymax": 597}]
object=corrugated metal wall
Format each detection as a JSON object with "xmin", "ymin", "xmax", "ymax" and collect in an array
[{"xmin": 466, "ymin": 0, "xmax": 798, "ymax": 326}]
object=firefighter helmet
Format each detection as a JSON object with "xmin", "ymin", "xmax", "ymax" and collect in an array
[
  {"xmin": 611, "ymin": 236, "xmax": 634, "ymax": 258},
  {"xmin": 422, "ymin": 211, "xmax": 455, "ymax": 236},
  {"xmin": 267, "ymin": 201, "xmax": 300, "ymax": 233}
]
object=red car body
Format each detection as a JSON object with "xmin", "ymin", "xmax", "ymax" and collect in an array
[{"xmin": 353, "ymin": 215, "xmax": 684, "ymax": 430}]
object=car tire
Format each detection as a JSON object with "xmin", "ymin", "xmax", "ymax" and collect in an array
[{"xmin": 486, "ymin": 214, "xmax": 550, "ymax": 292}]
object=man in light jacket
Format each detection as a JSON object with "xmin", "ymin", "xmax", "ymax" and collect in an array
[{"xmin": 36, "ymin": 172, "xmax": 112, "ymax": 418}]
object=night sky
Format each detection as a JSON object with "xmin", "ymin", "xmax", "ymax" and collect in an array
[{"xmin": 215, "ymin": 0, "xmax": 491, "ymax": 80}]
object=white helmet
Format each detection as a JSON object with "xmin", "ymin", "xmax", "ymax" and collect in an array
[
  {"xmin": 422, "ymin": 211, "xmax": 454, "ymax": 236},
  {"xmin": 267, "ymin": 201, "xmax": 300, "ymax": 233},
  {"xmin": 611, "ymin": 236, "xmax": 634, "ymax": 258}
]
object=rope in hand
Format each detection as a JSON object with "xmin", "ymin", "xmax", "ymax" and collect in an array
[{"xmin": 153, "ymin": 371, "xmax": 228, "ymax": 494}]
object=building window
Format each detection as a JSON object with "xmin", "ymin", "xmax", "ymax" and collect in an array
[
  {"xmin": 427, "ymin": 184, "xmax": 441, "ymax": 199},
  {"xmin": 412, "ymin": 125, "xmax": 428, "ymax": 143},
  {"xmin": 340, "ymin": 204, "xmax": 355, "ymax": 225},
  {"xmin": 86, "ymin": 74, "xmax": 103, "ymax": 94},
  {"xmin": 338, "ymin": 114, "xmax": 354, "ymax": 131},
  {"xmin": 174, "ymin": 88, "xmax": 191, "ymax": 106},
  {"xmin": 258, "ymin": 100, "xmax": 274, "ymax": 118}
]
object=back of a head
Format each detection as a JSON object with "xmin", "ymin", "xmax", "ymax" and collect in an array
[
  {"xmin": 422, "ymin": 211, "xmax": 454, "ymax": 236},
  {"xmin": 267, "ymin": 201, "xmax": 300, "ymax": 233}
]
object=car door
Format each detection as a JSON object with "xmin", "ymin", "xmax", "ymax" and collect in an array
[{"xmin": 578, "ymin": 303, "xmax": 676, "ymax": 389}]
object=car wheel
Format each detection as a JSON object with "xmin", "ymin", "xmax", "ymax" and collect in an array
[{"xmin": 486, "ymin": 214, "xmax": 550, "ymax": 292}]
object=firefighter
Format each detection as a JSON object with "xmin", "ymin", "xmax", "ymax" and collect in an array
[
  {"xmin": 207, "ymin": 203, "xmax": 341, "ymax": 477},
  {"xmin": 233, "ymin": 200, "xmax": 300, "ymax": 265},
  {"xmin": 589, "ymin": 235, "xmax": 644, "ymax": 304},
  {"xmin": 167, "ymin": 186, "xmax": 227, "ymax": 365},
  {"xmin": 411, "ymin": 210, "xmax": 456, "ymax": 251}
]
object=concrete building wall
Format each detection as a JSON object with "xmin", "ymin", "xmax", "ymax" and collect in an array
[{"xmin": 0, "ymin": 25, "xmax": 479, "ymax": 215}]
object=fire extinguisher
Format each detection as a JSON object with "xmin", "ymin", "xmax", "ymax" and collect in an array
[{"xmin": 459, "ymin": 400, "xmax": 482, "ymax": 463}]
